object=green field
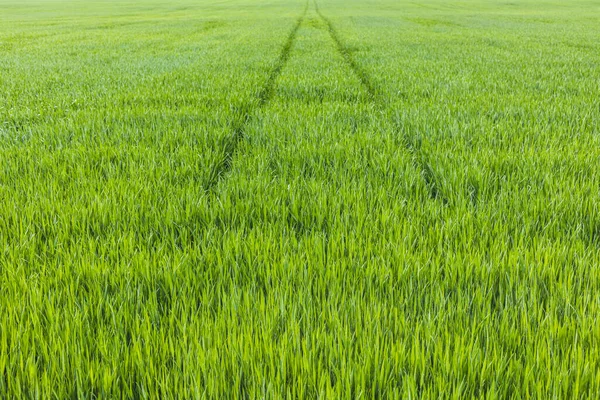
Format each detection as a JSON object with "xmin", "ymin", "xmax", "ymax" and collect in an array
[{"xmin": 1, "ymin": 0, "xmax": 600, "ymax": 397}]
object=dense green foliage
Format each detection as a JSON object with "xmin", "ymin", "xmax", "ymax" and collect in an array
[{"xmin": 1, "ymin": 0, "xmax": 600, "ymax": 397}]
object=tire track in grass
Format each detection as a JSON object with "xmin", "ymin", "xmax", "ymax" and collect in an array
[
  {"xmin": 314, "ymin": 0, "xmax": 448, "ymax": 204},
  {"xmin": 205, "ymin": 3, "xmax": 308, "ymax": 192},
  {"xmin": 314, "ymin": 1, "xmax": 376, "ymax": 100}
]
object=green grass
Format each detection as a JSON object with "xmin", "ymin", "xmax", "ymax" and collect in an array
[{"xmin": 1, "ymin": 0, "xmax": 600, "ymax": 397}]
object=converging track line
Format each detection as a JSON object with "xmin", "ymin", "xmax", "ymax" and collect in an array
[
  {"xmin": 314, "ymin": 0, "xmax": 448, "ymax": 204},
  {"xmin": 314, "ymin": 0, "xmax": 376, "ymax": 100},
  {"xmin": 205, "ymin": 3, "xmax": 308, "ymax": 192}
]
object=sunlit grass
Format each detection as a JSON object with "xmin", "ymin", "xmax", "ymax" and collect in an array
[{"xmin": 1, "ymin": 0, "xmax": 599, "ymax": 397}]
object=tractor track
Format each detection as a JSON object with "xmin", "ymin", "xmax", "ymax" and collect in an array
[
  {"xmin": 314, "ymin": 1, "xmax": 376, "ymax": 100},
  {"xmin": 314, "ymin": 0, "xmax": 448, "ymax": 204},
  {"xmin": 205, "ymin": 3, "xmax": 308, "ymax": 192}
]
